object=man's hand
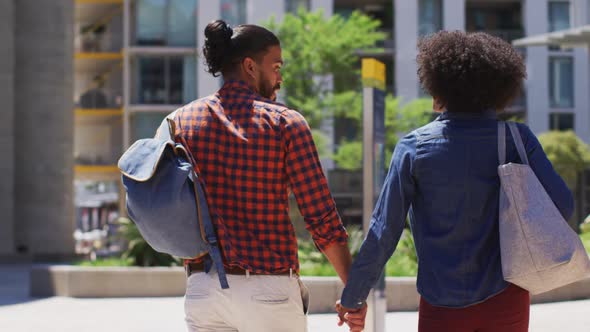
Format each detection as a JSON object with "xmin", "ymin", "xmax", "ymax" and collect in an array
[{"xmin": 335, "ymin": 300, "xmax": 368, "ymax": 332}]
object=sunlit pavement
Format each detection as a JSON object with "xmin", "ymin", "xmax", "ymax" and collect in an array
[{"xmin": 1, "ymin": 265, "xmax": 589, "ymax": 332}]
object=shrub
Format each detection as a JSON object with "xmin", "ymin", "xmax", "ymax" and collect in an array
[{"xmin": 118, "ymin": 218, "xmax": 181, "ymax": 267}]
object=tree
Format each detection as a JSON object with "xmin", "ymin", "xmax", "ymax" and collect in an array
[
  {"xmin": 265, "ymin": 9, "xmax": 385, "ymax": 129},
  {"xmin": 333, "ymin": 95, "xmax": 434, "ymax": 170},
  {"xmin": 537, "ymin": 131, "xmax": 590, "ymax": 190},
  {"xmin": 265, "ymin": 9, "xmax": 432, "ymax": 169}
]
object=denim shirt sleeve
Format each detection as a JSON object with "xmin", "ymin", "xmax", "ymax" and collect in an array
[
  {"xmin": 518, "ymin": 124, "xmax": 574, "ymax": 220},
  {"xmin": 340, "ymin": 132, "xmax": 417, "ymax": 309}
]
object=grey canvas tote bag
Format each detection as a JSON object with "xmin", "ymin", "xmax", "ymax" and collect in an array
[{"xmin": 498, "ymin": 121, "xmax": 590, "ymax": 294}]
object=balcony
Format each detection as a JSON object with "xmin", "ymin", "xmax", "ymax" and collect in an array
[
  {"xmin": 75, "ymin": 85, "xmax": 123, "ymax": 113},
  {"xmin": 75, "ymin": 0, "xmax": 123, "ymax": 53}
]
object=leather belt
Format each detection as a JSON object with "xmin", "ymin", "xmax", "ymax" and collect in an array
[{"xmin": 186, "ymin": 261, "xmax": 293, "ymax": 277}]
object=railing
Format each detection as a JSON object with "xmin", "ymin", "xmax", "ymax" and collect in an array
[
  {"xmin": 76, "ymin": 88, "xmax": 123, "ymax": 109},
  {"xmin": 74, "ymin": 6, "xmax": 123, "ymax": 53},
  {"xmin": 75, "ymin": 31, "xmax": 123, "ymax": 53}
]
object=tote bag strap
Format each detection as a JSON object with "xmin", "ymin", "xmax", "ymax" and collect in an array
[
  {"xmin": 498, "ymin": 121, "xmax": 506, "ymax": 165},
  {"xmin": 498, "ymin": 121, "xmax": 529, "ymax": 166},
  {"xmin": 507, "ymin": 122, "xmax": 529, "ymax": 165}
]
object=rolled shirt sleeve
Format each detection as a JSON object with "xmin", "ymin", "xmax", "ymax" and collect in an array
[{"xmin": 282, "ymin": 110, "xmax": 348, "ymax": 251}]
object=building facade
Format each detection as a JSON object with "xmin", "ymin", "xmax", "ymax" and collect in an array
[
  {"xmin": 0, "ymin": 0, "xmax": 75, "ymax": 261},
  {"xmin": 393, "ymin": 0, "xmax": 590, "ymax": 143},
  {"xmin": 71, "ymin": 0, "xmax": 336, "ymax": 255},
  {"xmin": 4, "ymin": 0, "xmax": 586, "ymax": 259}
]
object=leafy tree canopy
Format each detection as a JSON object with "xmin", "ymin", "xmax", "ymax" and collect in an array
[
  {"xmin": 266, "ymin": 9, "xmax": 385, "ymax": 128},
  {"xmin": 538, "ymin": 131, "xmax": 590, "ymax": 189}
]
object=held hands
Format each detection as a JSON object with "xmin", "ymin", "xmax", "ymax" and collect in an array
[{"xmin": 335, "ymin": 300, "xmax": 368, "ymax": 332}]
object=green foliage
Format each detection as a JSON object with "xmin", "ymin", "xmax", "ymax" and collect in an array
[
  {"xmin": 537, "ymin": 131, "xmax": 590, "ymax": 189},
  {"xmin": 332, "ymin": 140, "xmax": 363, "ymax": 171},
  {"xmin": 298, "ymin": 225, "xmax": 418, "ymax": 277},
  {"xmin": 265, "ymin": 10, "xmax": 385, "ymax": 128},
  {"xmin": 345, "ymin": 225, "xmax": 366, "ymax": 258},
  {"xmin": 581, "ymin": 232, "xmax": 590, "ymax": 255},
  {"xmin": 118, "ymin": 218, "xmax": 181, "ymax": 267},
  {"xmin": 333, "ymin": 96, "xmax": 434, "ymax": 170},
  {"xmin": 311, "ymin": 129, "xmax": 329, "ymax": 158},
  {"xmin": 74, "ymin": 257, "xmax": 133, "ymax": 267}
]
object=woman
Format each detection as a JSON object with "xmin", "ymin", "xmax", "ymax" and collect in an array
[{"xmin": 337, "ymin": 31, "xmax": 574, "ymax": 332}]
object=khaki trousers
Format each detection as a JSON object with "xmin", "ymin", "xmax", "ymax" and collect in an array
[{"xmin": 184, "ymin": 269, "xmax": 310, "ymax": 332}]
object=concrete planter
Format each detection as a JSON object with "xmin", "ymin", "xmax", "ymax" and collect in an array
[
  {"xmin": 31, "ymin": 265, "xmax": 590, "ymax": 314},
  {"xmin": 31, "ymin": 265, "xmax": 186, "ymax": 298}
]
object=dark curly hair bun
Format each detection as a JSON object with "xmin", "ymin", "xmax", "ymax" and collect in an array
[
  {"xmin": 417, "ymin": 31, "xmax": 526, "ymax": 113},
  {"xmin": 204, "ymin": 20, "xmax": 234, "ymax": 77},
  {"xmin": 202, "ymin": 21, "xmax": 280, "ymax": 78}
]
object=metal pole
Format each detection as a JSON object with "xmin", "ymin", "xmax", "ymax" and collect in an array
[
  {"xmin": 362, "ymin": 90, "xmax": 387, "ymax": 332},
  {"xmin": 122, "ymin": 0, "xmax": 130, "ymax": 149},
  {"xmin": 120, "ymin": 0, "xmax": 131, "ymax": 218}
]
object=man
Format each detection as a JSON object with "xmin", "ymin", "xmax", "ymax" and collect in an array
[{"xmin": 174, "ymin": 20, "xmax": 352, "ymax": 332}]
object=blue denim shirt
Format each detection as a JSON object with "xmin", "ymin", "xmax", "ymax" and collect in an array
[{"xmin": 341, "ymin": 111, "xmax": 574, "ymax": 308}]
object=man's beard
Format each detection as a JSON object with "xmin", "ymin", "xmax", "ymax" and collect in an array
[{"xmin": 258, "ymin": 78, "xmax": 280, "ymax": 100}]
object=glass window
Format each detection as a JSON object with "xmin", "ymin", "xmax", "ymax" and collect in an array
[
  {"xmin": 168, "ymin": 0, "xmax": 197, "ymax": 46},
  {"xmin": 549, "ymin": 1, "xmax": 571, "ymax": 32},
  {"xmin": 286, "ymin": 0, "xmax": 310, "ymax": 14},
  {"xmin": 549, "ymin": 113, "xmax": 574, "ymax": 130},
  {"xmin": 135, "ymin": 56, "xmax": 196, "ymax": 104},
  {"xmin": 419, "ymin": 0, "xmax": 443, "ymax": 36},
  {"xmin": 549, "ymin": 57, "xmax": 574, "ymax": 108},
  {"xmin": 137, "ymin": 57, "xmax": 167, "ymax": 104},
  {"xmin": 131, "ymin": 113, "xmax": 169, "ymax": 141},
  {"xmin": 135, "ymin": 0, "xmax": 197, "ymax": 46},
  {"xmin": 136, "ymin": 0, "xmax": 167, "ymax": 45},
  {"xmin": 221, "ymin": 0, "xmax": 247, "ymax": 26}
]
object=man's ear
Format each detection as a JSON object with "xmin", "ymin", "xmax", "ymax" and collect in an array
[{"xmin": 242, "ymin": 57, "xmax": 257, "ymax": 79}]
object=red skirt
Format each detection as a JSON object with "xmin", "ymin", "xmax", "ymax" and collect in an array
[{"xmin": 419, "ymin": 284, "xmax": 530, "ymax": 332}]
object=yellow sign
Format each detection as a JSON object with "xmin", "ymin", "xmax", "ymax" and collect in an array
[{"xmin": 362, "ymin": 58, "xmax": 386, "ymax": 90}]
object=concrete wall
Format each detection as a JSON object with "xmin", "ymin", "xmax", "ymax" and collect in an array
[
  {"xmin": 249, "ymin": 0, "xmax": 284, "ymax": 25},
  {"xmin": 524, "ymin": 0, "xmax": 590, "ymax": 140},
  {"xmin": 0, "ymin": 0, "xmax": 15, "ymax": 256},
  {"xmin": 31, "ymin": 266, "xmax": 590, "ymax": 314},
  {"xmin": 14, "ymin": 0, "xmax": 75, "ymax": 257},
  {"xmin": 394, "ymin": 0, "xmax": 419, "ymax": 101},
  {"xmin": 197, "ymin": 0, "xmax": 221, "ymax": 98},
  {"xmin": 573, "ymin": 0, "xmax": 590, "ymax": 143},
  {"xmin": 443, "ymin": 0, "xmax": 465, "ymax": 31},
  {"xmin": 574, "ymin": 48, "xmax": 590, "ymax": 143},
  {"xmin": 311, "ymin": 0, "xmax": 333, "ymax": 15},
  {"xmin": 524, "ymin": 1, "xmax": 551, "ymax": 135}
]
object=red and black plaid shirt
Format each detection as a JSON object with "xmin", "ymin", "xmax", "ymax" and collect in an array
[{"xmin": 174, "ymin": 80, "xmax": 348, "ymax": 274}]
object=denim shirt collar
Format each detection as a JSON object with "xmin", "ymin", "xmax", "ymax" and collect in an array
[{"xmin": 437, "ymin": 109, "xmax": 498, "ymax": 121}]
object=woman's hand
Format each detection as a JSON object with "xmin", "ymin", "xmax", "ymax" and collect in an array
[{"xmin": 335, "ymin": 300, "xmax": 368, "ymax": 332}]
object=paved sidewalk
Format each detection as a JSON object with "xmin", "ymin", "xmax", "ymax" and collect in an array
[{"xmin": 1, "ymin": 265, "xmax": 589, "ymax": 331}]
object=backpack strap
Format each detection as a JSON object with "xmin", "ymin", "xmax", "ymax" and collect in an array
[
  {"xmin": 173, "ymin": 102, "xmax": 229, "ymax": 289},
  {"xmin": 191, "ymin": 175, "xmax": 229, "ymax": 289}
]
